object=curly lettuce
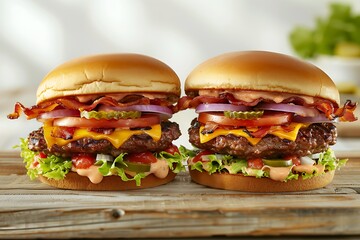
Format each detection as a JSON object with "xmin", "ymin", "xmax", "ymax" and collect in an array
[
  {"xmin": 156, "ymin": 150, "xmax": 186, "ymax": 173},
  {"xmin": 95, "ymin": 148, "xmax": 186, "ymax": 186},
  {"xmin": 184, "ymin": 147, "xmax": 347, "ymax": 182},
  {"xmin": 17, "ymin": 138, "xmax": 186, "ymax": 185},
  {"xmin": 96, "ymin": 154, "xmax": 146, "ymax": 186},
  {"xmin": 17, "ymin": 138, "xmax": 72, "ymax": 180}
]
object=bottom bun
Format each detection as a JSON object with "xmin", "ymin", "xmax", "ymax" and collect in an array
[
  {"xmin": 38, "ymin": 171, "xmax": 176, "ymax": 190},
  {"xmin": 189, "ymin": 169, "xmax": 335, "ymax": 192}
]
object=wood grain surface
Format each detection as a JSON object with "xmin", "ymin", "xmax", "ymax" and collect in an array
[{"xmin": 0, "ymin": 151, "xmax": 360, "ymax": 239}]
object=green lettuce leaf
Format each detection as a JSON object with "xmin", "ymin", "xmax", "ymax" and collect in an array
[
  {"xmin": 96, "ymin": 149, "xmax": 186, "ymax": 186},
  {"xmin": 18, "ymin": 139, "xmax": 186, "ymax": 186},
  {"xmin": 18, "ymin": 138, "xmax": 72, "ymax": 180},
  {"xmin": 96, "ymin": 154, "xmax": 146, "ymax": 186},
  {"xmin": 318, "ymin": 148, "xmax": 348, "ymax": 171},
  {"xmin": 156, "ymin": 150, "xmax": 186, "ymax": 173},
  {"xmin": 226, "ymin": 160, "xmax": 247, "ymax": 174},
  {"xmin": 182, "ymin": 146, "xmax": 347, "ymax": 182},
  {"xmin": 241, "ymin": 167, "xmax": 266, "ymax": 178},
  {"xmin": 191, "ymin": 161, "xmax": 204, "ymax": 172}
]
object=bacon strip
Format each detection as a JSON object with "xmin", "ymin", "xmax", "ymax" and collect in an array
[
  {"xmin": 7, "ymin": 102, "xmax": 59, "ymax": 120},
  {"xmin": 221, "ymin": 93, "xmax": 262, "ymax": 106},
  {"xmin": 314, "ymin": 100, "xmax": 335, "ymax": 120},
  {"xmin": 174, "ymin": 93, "xmax": 358, "ymax": 123},
  {"xmin": 8, "ymin": 96, "xmax": 173, "ymax": 120},
  {"xmin": 333, "ymin": 100, "xmax": 358, "ymax": 122},
  {"xmin": 247, "ymin": 126, "xmax": 271, "ymax": 138}
]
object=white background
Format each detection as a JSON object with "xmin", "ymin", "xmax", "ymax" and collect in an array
[{"xmin": 1, "ymin": 0, "xmax": 359, "ymax": 150}]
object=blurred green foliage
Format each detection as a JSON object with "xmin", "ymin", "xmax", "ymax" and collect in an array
[{"xmin": 289, "ymin": 3, "xmax": 360, "ymax": 58}]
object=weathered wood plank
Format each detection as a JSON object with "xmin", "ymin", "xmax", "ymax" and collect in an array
[
  {"xmin": 0, "ymin": 206, "xmax": 359, "ymax": 238},
  {"xmin": 0, "ymin": 151, "xmax": 360, "ymax": 238}
]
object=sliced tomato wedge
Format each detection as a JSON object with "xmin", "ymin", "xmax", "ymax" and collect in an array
[
  {"xmin": 247, "ymin": 158, "xmax": 264, "ymax": 169},
  {"xmin": 72, "ymin": 153, "xmax": 96, "ymax": 169},
  {"xmin": 284, "ymin": 155, "xmax": 301, "ymax": 166},
  {"xmin": 53, "ymin": 114, "xmax": 160, "ymax": 128},
  {"xmin": 198, "ymin": 112, "xmax": 292, "ymax": 127},
  {"xmin": 192, "ymin": 150, "xmax": 214, "ymax": 163},
  {"xmin": 124, "ymin": 152, "xmax": 157, "ymax": 164},
  {"xmin": 164, "ymin": 144, "xmax": 180, "ymax": 155}
]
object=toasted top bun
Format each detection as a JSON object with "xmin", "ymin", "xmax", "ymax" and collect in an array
[
  {"xmin": 185, "ymin": 51, "xmax": 340, "ymax": 105},
  {"xmin": 36, "ymin": 53, "xmax": 181, "ymax": 104}
]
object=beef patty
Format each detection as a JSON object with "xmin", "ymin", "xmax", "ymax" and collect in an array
[
  {"xmin": 28, "ymin": 121, "xmax": 181, "ymax": 157},
  {"xmin": 188, "ymin": 118, "xmax": 337, "ymax": 159}
]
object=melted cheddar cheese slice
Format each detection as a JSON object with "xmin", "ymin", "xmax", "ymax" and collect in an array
[
  {"xmin": 43, "ymin": 122, "xmax": 162, "ymax": 149},
  {"xmin": 199, "ymin": 122, "xmax": 306, "ymax": 146}
]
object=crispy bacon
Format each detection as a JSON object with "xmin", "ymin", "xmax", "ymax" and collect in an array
[
  {"xmin": 333, "ymin": 100, "xmax": 358, "ymax": 122},
  {"xmin": 221, "ymin": 93, "xmax": 262, "ymax": 106},
  {"xmin": 201, "ymin": 121, "xmax": 219, "ymax": 134},
  {"xmin": 79, "ymin": 97, "xmax": 120, "ymax": 111},
  {"xmin": 171, "ymin": 96, "xmax": 192, "ymax": 113},
  {"xmin": 51, "ymin": 126, "xmax": 76, "ymax": 140},
  {"xmin": 88, "ymin": 128, "xmax": 115, "ymax": 135},
  {"xmin": 174, "ymin": 93, "xmax": 357, "ymax": 123},
  {"xmin": 247, "ymin": 126, "xmax": 271, "ymax": 138},
  {"xmin": 8, "ymin": 95, "xmax": 175, "ymax": 120},
  {"xmin": 7, "ymin": 102, "xmax": 59, "ymax": 120},
  {"xmin": 314, "ymin": 100, "xmax": 335, "ymax": 119},
  {"xmin": 281, "ymin": 96, "xmax": 307, "ymax": 106},
  {"xmin": 173, "ymin": 95, "xmax": 228, "ymax": 112}
]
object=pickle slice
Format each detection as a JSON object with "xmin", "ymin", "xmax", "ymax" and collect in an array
[
  {"xmin": 262, "ymin": 159, "xmax": 293, "ymax": 167},
  {"xmin": 224, "ymin": 110, "xmax": 264, "ymax": 119},
  {"xmin": 123, "ymin": 161, "xmax": 151, "ymax": 173},
  {"xmin": 81, "ymin": 110, "xmax": 141, "ymax": 120}
]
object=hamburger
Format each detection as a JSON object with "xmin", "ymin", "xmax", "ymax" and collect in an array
[
  {"xmin": 8, "ymin": 53, "xmax": 185, "ymax": 190},
  {"xmin": 182, "ymin": 51, "xmax": 357, "ymax": 192}
]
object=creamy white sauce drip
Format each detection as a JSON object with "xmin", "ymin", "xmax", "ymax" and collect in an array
[{"xmin": 72, "ymin": 165, "xmax": 103, "ymax": 184}]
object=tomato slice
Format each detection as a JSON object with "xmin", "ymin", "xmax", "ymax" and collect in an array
[
  {"xmin": 38, "ymin": 152, "xmax": 47, "ymax": 159},
  {"xmin": 164, "ymin": 144, "xmax": 180, "ymax": 155},
  {"xmin": 124, "ymin": 152, "xmax": 157, "ymax": 164},
  {"xmin": 33, "ymin": 152, "xmax": 47, "ymax": 167},
  {"xmin": 247, "ymin": 158, "xmax": 264, "ymax": 169},
  {"xmin": 198, "ymin": 112, "xmax": 292, "ymax": 127},
  {"xmin": 53, "ymin": 114, "xmax": 160, "ymax": 128},
  {"xmin": 192, "ymin": 150, "xmax": 214, "ymax": 163},
  {"xmin": 72, "ymin": 153, "xmax": 96, "ymax": 169},
  {"xmin": 284, "ymin": 155, "xmax": 301, "ymax": 166}
]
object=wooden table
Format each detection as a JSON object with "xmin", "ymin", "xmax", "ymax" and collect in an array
[{"xmin": 0, "ymin": 151, "xmax": 360, "ymax": 239}]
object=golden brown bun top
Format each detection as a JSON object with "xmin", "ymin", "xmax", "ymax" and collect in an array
[
  {"xmin": 185, "ymin": 51, "xmax": 340, "ymax": 105},
  {"xmin": 36, "ymin": 53, "xmax": 181, "ymax": 104}
]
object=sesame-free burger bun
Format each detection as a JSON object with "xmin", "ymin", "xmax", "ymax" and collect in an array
[
  {"xmin": 38, "ymin": 171, "xmax": 176, "ymax": 191},
  {"xmin": 189, "ymin": 169, "xmax": 335, "ymax": 192},
  {"xmin": 185, "ymin": 51, "xmax": 340, "ymax": 106},
  {"xmin": 36, "ymin": 53, "xmax": 181, "ymax": 104}
]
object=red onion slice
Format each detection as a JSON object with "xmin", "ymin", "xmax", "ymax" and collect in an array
[
  {"xmin": 37, "ymin": 109, "xmax": 80, "ymax": 121},
  {"xmin": 256, "ymin": 103, "xmax": 320, "ymax": 117},
  {"xmin": 195, "ymin": 104, "xmax": 250, "ymax": 113},
  {"xmin": 293, "ymin": 115, "xmax": 335, "ymax": 123}
]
